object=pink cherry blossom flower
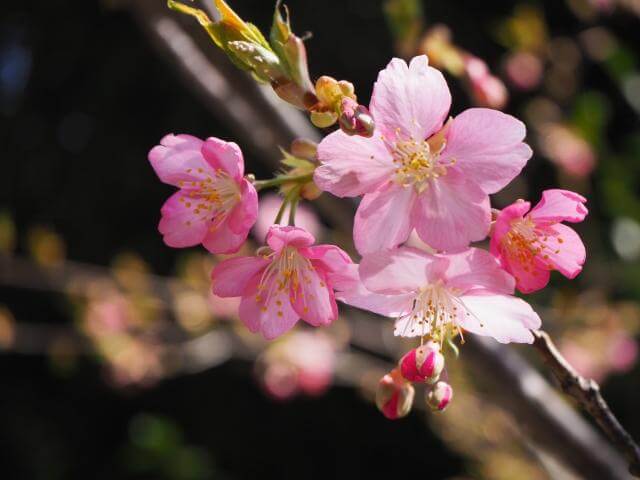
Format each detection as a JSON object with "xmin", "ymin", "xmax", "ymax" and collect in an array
[
  {"xmin": 463, "ymin": 55, "xmax": 508, "ymax": 109},
  {"xmin": 351, "ymin": 247, "xmax": 541, "ymax": 343},
  {"xmin": 314, "ymin": 55, "xmax": 532, "ymax": 253},
  {"xmin": 211, "ymin": 225, "xmax": 352, "ymax": 339},
  {"xmin": 258, "ymin": 331, "xmax": 336, "ymax": 400},
  {"xmin": 490, "ymin": 189, "xmax": 588, "ymax": 294},
  {"xmin": 149, "ymin": 134, "xmax": 258, "ymax": 254}
]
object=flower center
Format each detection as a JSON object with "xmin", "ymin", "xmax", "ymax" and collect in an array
[
  {"xmin": 501, "ymin": 217, "xmax": 563, "ymax": 275},
  {"xmin": 255, "ymin": 246, "xmax": 316, "ymax": 315},
  {"xmin": 178, "ymin": 168, "xmax": 241, "ymax": 226},
  {"xmin": 391, "ymin": 136, "xmax": 455, "ymax": 192},
  {"xmin": 396, "ymin": 280, "xmax": 467, "ymax": 339}
]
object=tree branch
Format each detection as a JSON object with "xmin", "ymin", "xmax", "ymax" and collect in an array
[{"xmin": 532, "ymin": 329, "xmax": 640, "ymax": 477}]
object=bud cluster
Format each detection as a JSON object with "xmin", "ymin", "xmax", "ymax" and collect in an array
[
  {"xmin": 310, "ymin": 77, "xmax": 375, "ymax": 137},
  {"xmin": 375, "ymin": 342, "xmax": 453, "ymax": 419}
]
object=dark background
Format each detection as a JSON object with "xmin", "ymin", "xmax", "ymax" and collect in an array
[{"xmin": 1, "ymin": 1, "xmax": 639, "ymax": 478}]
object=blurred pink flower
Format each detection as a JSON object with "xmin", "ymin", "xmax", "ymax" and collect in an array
[
  {"xmin": 352, "ymin": 247, "xmax": 541, "ymax": 343},
  {"xmin": 211, "ymin": 225, "xmax": 352, "ymax": 339},
  {"xmin": 315, "ymin": 55, "xmax": 531, "ymax": 253},
  {"xmin": 149, "ymin": 134, "xmax": 258, "ymax": 254},
  {"xmin": 464, "ymin": 55, "xmax": 509, "ymax": 109},
  {"xmin": 503, "ymin": 51, "xmax": 543, "ymax": 91},
  {"xmin": 491, "ymin": 190, "xmax": 588, "ymax": 293},
  {"xmin": 539, "ymin": 124, "xmax": 596, "ymax": 178},
  {"xmin": 252, "ymin": 193, "xmax": 322, "ymax": 242},
  {"xmin": 259, "ymin": 331, "xmax": 336, "ymax": 400},
  {"xmin": 607, "ymin": 333, "xmax": 638, "ymax": 372}
]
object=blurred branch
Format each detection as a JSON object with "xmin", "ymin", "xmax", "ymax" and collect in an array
[
  {"xmin": 0, "ymin": 254, "xmax": 631, "ymax": 479},
  {"xmin": 66, "ymin": 1, "xmax": 636, "ymax": 478},
  {"xmin": 533, "ymin": 329, "xmax": 640, "ymax": 477}
]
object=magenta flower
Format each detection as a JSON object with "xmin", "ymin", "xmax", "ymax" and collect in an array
[
  {"xmin": 352, "ymin": 247, "xmax": 541, "ymax": 343},
  {"xmin": 490, "ymin": 189, "xmax": 588, "ymax": 294},
  {"xmin": 314, "ymin": 55, "xmax": 532, "ymax": 253},
  {"xmin": 211, "ymin": 225, "xmax": 352, "ymax": 339},
  {"xmin": 149, "ymin": 134, "xmax": 258, "ymax": 254}
]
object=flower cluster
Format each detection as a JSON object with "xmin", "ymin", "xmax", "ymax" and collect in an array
[{"xmin": 149, "ymin": 50, "xmax": 588, "ymax": 418}]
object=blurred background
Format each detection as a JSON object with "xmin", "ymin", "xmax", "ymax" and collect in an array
[{"xmin": 1, "ymin": 0, "xmax": 640, "ymax": 478}]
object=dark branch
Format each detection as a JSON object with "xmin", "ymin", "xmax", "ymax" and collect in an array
[{"xmin": 532, "ymin": 330, "xmax": 640, "ymax": 477}]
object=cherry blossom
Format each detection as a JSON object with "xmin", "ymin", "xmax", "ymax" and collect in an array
[
  {"xmin": 490, "ymin": 189, "xmax": 588, "ymax": 293},
  {"xmin": 149, "ymin": 134, "xmax": 258, "ymax": 254},
  {"xmin": 211, "ymin": 226, "xmax": 352, "ymax": 339},
  {"xmin": 314, "ymin": 55, "xmax": 532, "ymax": 253}
]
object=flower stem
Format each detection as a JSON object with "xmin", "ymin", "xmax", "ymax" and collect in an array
[
  {"xmin": 253, "ymin": 172, "xmax": 314, "ymax": 192},
  {"xmin": 288, "ymin": 186, "xmax": 302, "ymax": 226}
]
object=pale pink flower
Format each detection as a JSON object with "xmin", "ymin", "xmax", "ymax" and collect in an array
[
  {"xmin": 252, "ymin": 193, "xmax": 322, "ymax": 242},
  {"xmin": 463, "ymin": 55, "xmax": 509, "ymax": 109},
  {"xmin": 490, "ymin": 189, "xmax": 588, "ymax": 294},
  {"xmin": 351, "ymin": 247, "xmax": 541, "ymax": 343},
  {"xmin": 258, "ymin": 331, "xmax": 336, "ymax": 400},
  {"xmin": 315, "ymin": 55, "xmax": 532, "ymax": 253},
  {"xmin": 149, "ymin": 134, "xmax": 258, "ymax": 254},
  {"xmin": 503, "ymin": 51, "xmax": 543, "ymax": 91},
  {"xmin": 539, "ymin": 124, "xmax": 596, "ymax": 178},
  {"xmin": 211, "ymin": 225, "xmax": 352, "ymax": 339}
]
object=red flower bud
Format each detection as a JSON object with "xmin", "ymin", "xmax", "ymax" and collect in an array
[
  {"xmin": 338, "ymin": 97, "xmax": 375, "ymax": 137},
  {"xmin": 399, "ymin": 342, "xmax": 445, "ymax": 384},
  {"xmin": 375, "ymin": 369, "xmax": 415, "ymax": 420},
  {"xmin": 426, "ymin": 381, "xmax": 453, "ymax": 412}
]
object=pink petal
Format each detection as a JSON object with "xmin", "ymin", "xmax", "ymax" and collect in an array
[
  {"xmin": 359, "ymin": 247, "xmax": 445, "ymax": 295},
  {"xmin": 457, "ymin": 294, "xmax": 541, "ymax": 344},
  {"xmin": 441, "ymin": 108, "xmax": 532, "ymax": 194},
  {"xmin": 266, "ymin": 226, "xmax": 315, "ymax": 252},
  {"xmin": 537, "ymin": 223, "xmax": 586, "ymax": 279},
  {"xmin": 201, "ymin": 137, "xmax": 244, "ymax": 181},
  {"xmin": 211, "ymin": 256, "xmax": 269, "ymax": 297},
  {"xmin": 227, "ymin": 179, "xmax": 258, "ymax": 235},
  {"xmin": 412, "ymin": 171, "xmax": 491, "ymax": 252},
  {"xmin": 333, "ymin": 264, "xmax": 414, "ymax": 317},
  {"xmin": 291, "ymin": 268, "xmax": 338, "ymax": 327},
  {"xmin": 370, "ymin": 56, "xmax": 451, "ymax": 141},
  {"xmin": 529, "ymin": 189, "xmax": 588, "ymax": 224},
  {"xmin": 149, "ymin": 134, "xmax": 213, "ymax": 187},
  {"xmin": 489, "ymin": 200, "xmax": 531, "ymax": 258},
  {"xmin": 443, "ymin": 248, "xmax": 515, "ymax": 295},
  {"xmin": 158, "ymin": 191, "xmax": 208, "ymax": 247},
  {"xmin": 239, "ymin": 277, "xmax": 299, "ymax": 340},
  {"xmin": 354, "ymin": 184, "xmax": 416, "ymax": 255},
  {"xmin": 201, "ymin": 219, "xmax": 248, "ymax": 254},
  {"xmin": 507, "ymin": 256, "xmax": 551, "ymax": 294},
  {"xmin": 302, "ymin": 244, "xmax": 353, "ymax": 275},
  {"xmin": 315, "ymin": 131, "xmax": 395, "ymax": 197}
]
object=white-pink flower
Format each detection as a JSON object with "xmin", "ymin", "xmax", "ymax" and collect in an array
[
  {"xmin": 211, "ymin": 225, "xmax": 352, "ymax": 339},
  {"xmin": 149, "ymin": 134, "xmax": 258, "ymax": 254},
  {"xmin": 350, "ymin": 247, "xmax": 541, "ymax": 343},
  {"xmin": 490, "ymin": 189, "xmax": 588, "ymax": 294},
  {"xmin": 314, "ymin": 55, "xmax": 532, "ymax": 253}
]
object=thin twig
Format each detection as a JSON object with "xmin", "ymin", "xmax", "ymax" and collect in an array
[{"xmin": 533, "ymin": 329, "xmax": 640, "ymax": 477}]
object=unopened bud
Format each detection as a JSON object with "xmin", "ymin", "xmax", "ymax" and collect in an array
[
  {"xmin": 290, "ymin": 138, "xmax": 317, "ymax": 161},
  {"xmin": 315, "ymin": 76, "xmax": 343, "ymax": 106},
  {"xmin": 338, "ymin": 97, "xmax": 375, "ymax": 137},
  {"xmin": 399, "ymin": 342, "xmax": 445, "ymax": 384},
  {"xmin": 227, "ymin": 41, "xmax": 283, "ymax": 82},
  {"xmin": 375, "ymin": 369, "xmax": 415, "ymax": 420},
  {"xmin": 310, "ymin": 110, "xmax": 338, "ymax": 128},
  {"xmin": 426, "ymin": 381, "xmax": 453, "ymax": 412}
]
